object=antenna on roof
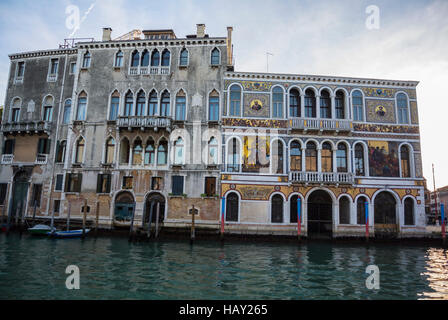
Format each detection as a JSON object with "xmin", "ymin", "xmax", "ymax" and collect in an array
[{"xmin": 266, "ymin": 52, "xmax": 273, "ymax": 73}]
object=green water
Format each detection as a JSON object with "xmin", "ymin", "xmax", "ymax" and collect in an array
[{"xmin": 0, "ymin": 233, "xmax": 447, "ymax": 300}]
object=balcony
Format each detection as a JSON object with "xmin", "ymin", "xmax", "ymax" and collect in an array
[
  {"xmin": 129, "ymin": 67, "xmax": 170, "ymax": 76},
  {"xmin": 35, "ymin": 154, "xmax": 48, "ymax": 165},
  {"xmin": 289, "ymin": 171, "xmax": 354, "ymax": 185},
  {"xmin": 117, "ymin": 116, "xmax": 172, "ymax": 131},
  {"xmin": 47, "ymin": 74, "xmax": 57, "ymax": 82},
  {"xmin": 1, "ymin": 154, "xmax": 14, "ymax": 164},
  {"xmin": 289, "ymin": 118, "xmax": 352, "ymax": 132},
  {"xmin": 1, "ymin": 121, "xmax": 52, "ymax": 135}
]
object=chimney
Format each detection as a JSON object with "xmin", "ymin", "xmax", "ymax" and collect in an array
[
  {"xmin": 227, "ymin": 26, "xmax": 234, "ymax": 68},
  {"xmin": 196, "ymin": 24, "xmax": 205, "ymax": 38},
  {"xmin": 102, "ymin": 27, "xmax": 112, "ymax": 42}
]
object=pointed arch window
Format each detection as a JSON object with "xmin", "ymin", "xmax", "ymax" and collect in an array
[
  {"xmin": 132, "ymin": 139, "xmax": 143, "ymax": 165},
  {"xmin": 227, "ymin": 138, "xmax": 240, "ymax": 172},
  {"xmin": 175, "ymin": 90, "xmax": 186, "ymax": 121},
  {"xmin": 157, "ymin": 140, "xmax": 168, "ymax": 165},
  {"xmin": 209, "ymin": 90, "xmax": 219, "ymax": 121},
  {"xmin": 145, "ymin": 139, "xmax": 155, "ymax": 165},
  {"xmin": 43, "ymin": 96, "xmax": 54, "ymax": 122},
  {"xmin": 272, "ymin": 87, "xmax": 284, "ymax": 118},
  {"xmin": 141, "ymin": 50, "xmax": 150, "ymax": 67},
  {"xmin": 105, "ymin": 137, "xmax": 115, "ymax": 164},
  {"xmin": 109, "ymin": 91, "xmax": 120, "ymax": 120},
  {"xmin": 400, "ymin": 145, "xmax": 411, "ymax": 178},
  {"xmin": 131, "ymin": 50, "xmax": 140, "ymax": 67},
  {"xmin": 397, "ymin": 93, "xmax": 409, "ymax": 124},
  {"xmin": 272, "ymin": 140, "xmax": 284, "ymax": 174},
  {"xmin": 151, "ymin": 50, "xmax": 160, "ymax": 67},
  {"xmin": 76, "ymin": 92, "xmax": 87, "ymax": 121},
  {"xmin": 290, "ymin": 141, "xmax": 302, "ymax": 171},
  {"xmin": 354, "ymin": 144, "xmax": 365, "ymax": 176},
  {"xmin": 161, "ymin": 49, "xmax": 170, "ymax": 67},
  {"xmin": 335, "ymin": 90, "xmax": 345, "ymax": 119},
  {"xmin": 120, "ymin": 138, "xmax": 130, "ymax": 165},
  {"xmin": 124, "ymin": 91, "xmax": 133, "ymax": 116},
  {"xmin": 75, "ymin": 137, "xmax": 85, "ymax": 164},
  {"xmin": 320, "ymin": 90, "xmax": 331, "ymax": 119},
  {"xmin": 336, "ymin": 143, "xmax": 348, "ymax": 173},
  {"xmin": 160, "ymin": 91, "xmax": 170, "ymax": 117},
  {"xmin": 179, "ymin": 48, "xmax": 188, "ymax": 66},
  {"xmin": 305, "ymin": 142, "xmax": 317, "ymax": 172},
  {"xmin": 211, "ymin": 48, "xmax": 220, "ymax": 65},
  {"xmin": 208, "ymin": 137, "xmax": 218, "ymax": 165},
  {"xmin": 63, "ymin": 99, "xmax": 72, "ymax": 124},
  {"xmin": 305, "ymin": 89, "xmax": 316, "ymax": 118},
  {"xmin": 289, "ymin": 89, "xmax": 300, "ymax": 117},
  {"xmin": 229, "ymin": 85, "xmax": 241, "ymax": 117},
  {"xmin": 115, "ymin": 51, "xmax": 124, "ymax": 67},
  {"xmin": 321, "ymin": 142, "xmax": 333, "ymax": 172},
  {"xmin": 56, "ymin": 140, "xmax": 67, "ymax": 163},
  {"xmin": 136, "ymin": 91, "xmax": 146, "ymax": 116},
  {"xmin": 148, "ymin": 90, "xmax": 158, "ymax": 116},
  {"xmin": 82, "ymin": 51, "xmax": 91, "ymax": 68},
  {"xmin": 352, "ymin": 90, "xmax": 364, "ymax": 121}
]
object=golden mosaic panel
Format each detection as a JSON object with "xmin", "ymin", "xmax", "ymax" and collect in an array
[
  {"xmin": 366, "ymin": 99, "xmax": 396, "ymax": 123},
  {"xmin": 222, "ymin": 118, "xmax": 288, "ymax": 129},
  {"xmin": 410, "ymin": 101, "xmax": 419, "ymax": 124},
  {"xmin": 243, "ymin": 93, "xmax": 270, "ymax": 117},
  {"xmin": 353, "ymin": 123, "xmax": 419, "ymax": 134}
]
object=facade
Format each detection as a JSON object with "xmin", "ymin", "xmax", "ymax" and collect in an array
[
  {"xmin": 426, "ymin": 185, "xmax": 448, "ymax": 225},
  {"xmin": 0, "ymin": 24, "xmax": 426, "ymax": 238}
]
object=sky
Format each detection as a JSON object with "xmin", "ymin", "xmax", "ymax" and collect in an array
[{"xmin": 0, "ymin": 0, "xmax": 446, "ymax": 190}]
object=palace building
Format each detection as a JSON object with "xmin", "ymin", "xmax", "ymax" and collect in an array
[{"xmin": 0, "ymin": 24, "xmax": 426, "ymax": 239}]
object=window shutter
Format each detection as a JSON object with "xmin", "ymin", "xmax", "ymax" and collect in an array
[
  {"xmin": 37, "ymin": 139, "xmax": 43, "ymax": 154},
  {"xmin": 172, "ymin": 176, "xmax": 184, "ymax": 195},
  {"xmin": 46, "ymin": 139, "xmax": 51, "ymax": 154},
  {"xmin": 106, "ymin": 174, "xmax": 111, "ymax": 193},
  {"xmin": 76, "ymin": 174, "xmax": 83, "ymax": 192},
  {"xmin": 65, "ymin": 174, "xmax": 70, "ymax": 192},
  {"xmin": 96, "ymin": 174, "xmax": 102, "ymax": 193}
]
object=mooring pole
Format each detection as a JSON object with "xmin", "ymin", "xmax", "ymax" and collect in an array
[
  {"xmin": 220, "ymin": 197, "xmax": 225, "ymax": 241},
  {"xmin": 66, "ymin": 202, "xmax": 71, "ymax": 231},
  {"xmin": 365, "ymin": 202, "xmax": 369, "ymax": 242},
  {"xmin": 147, "ymin": 202, "xmax": 154, "ymax": 239},
  {"xmin": 6, "ymin": 204, "xmax": 12, "ymax": 235},
  {"xmin": 155, "ymin": 202, "xmax": 160, "ymax": 239},
  {"xmin": 191, "ymin": 205, "xmax": 196, "ymax": 244},
  {"xmin": 95, "ymin": 201, "xmax": 100, "ymax": 237},
  {"xmin": 20, "ymin": 201, "xmax": 26, "ymax": 235},
  {"xmin": 297, "ymin": 198, "xmax": 302, "ymax": 241},
  {"xmin": 50, "ymin": 202, "xmax": 55, "ymax": 231},
  {"xmin": 128, "ymin": 204, "xmax": 135, "ymax": 242},
  {"xmin": 15, "ymin": 204, "xmax": 20, "ymax": 226},
  {"xmin": 82, "ymin": 199, "xmax": 87, "ymax": 239},
  {"xmin": 32, "ymin": 200, "xmax": 37, "ymax": 220},
  {"xmin": 441, "ymin": 203, "xmax": 446, "ymax": 244}
]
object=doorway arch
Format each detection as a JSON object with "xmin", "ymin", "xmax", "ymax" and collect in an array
[
  {"xmin": 114, "ymin": 191, "xmax": 135, "ymax": 223},
  {"xmin": 11, "ymin": 171, "xmax": 30, "ymax": 219},
  {"xmin": 307, "ymin": 190, "xmax": 333, "ymax": 238},
  {"xmin": 144, "ymin": 192, "xmax": 166, "ymax": 224}
]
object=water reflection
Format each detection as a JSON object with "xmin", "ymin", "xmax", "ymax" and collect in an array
[{"xmin": 419, "ymin": 248, "xmax": 448, "ymax": 300}]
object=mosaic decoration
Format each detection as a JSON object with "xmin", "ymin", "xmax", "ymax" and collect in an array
[
  {"xmin": 368, "ymin": 141, "xmax": 400, "ymax": 177},
  {"xmin": 241, "ymin": 81, "xmax": 274, "ymax": 92},
  {"xmin": 366, "ymin": 99, "xmax": 396, "ymax": 123},
  {"xmin": 410, "ymin": 101, "xmax": 419, "ymax": 124},
  {"xmin": 239, "ymin": 186, "xmax": 273, "ymax": 200},
  {"xmin": 243, "ymin": 93, "xmax": 270, "ymax": 117},
  {"xmin": 222, "ymin": 118, "xmax": 288, "ymax": 129},
  {"xmin": 405, "ymin": 89, "xmax": 417, "ymax": 100},
  {"xmin": 242, "ymin": 136, "xmax": 270, "ymax": 173},
  {"xmin": 414, "ymin": 153, "xmax": 423, "ymax": 178},
  {"xmin": 363, "ymin": 88, "xmax": 395, "ymax": 98},
  {"xmin": 353, "ymin": 123, "xmax": 420, "ymax": 134}
]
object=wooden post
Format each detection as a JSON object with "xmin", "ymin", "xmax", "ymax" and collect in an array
[
  {"xmin": 95, "ymin": 201, "xmax": 100, "ymax": 237},
  {"xmin": 15, "ymin": 204, "xmax": 20, "ymax": 226},
  {"xmin": 50, "ymin": 202, "xmax": 55, "ymax": 231},
  {"xmin": 20, "ymin": 201, "xmax": 26, "ymax": 234},
  {"xmin": 365, "ymin": 201, "xmax": 369, "ymax": 243},
  {"xmin": 190, "ymin": 205, "xmax": 196, "ymax": 244},
  {"xmin": 155, "ymin": 202, "xmax": 160, "ymax": 239},
  {"xmin": 220, "ymin": 197, "xmax": 225, "ymax": 241},
  {"xmin": 147, "ymin": 201, "xmax": 154, "ymax": 238},
  {"xmin": 297, "ymin": 198, "xmax": 302, "ymax": 241},
  {"xmin": 82, "ymin": 199, "xmax": 87, "ymax": 239},
  {"xmin": 441, "ymin": 203, "xmax": 446, "ymax": 244},
  {"xmin": 6, "ymin": 204, "xmax": 12, "ymax": 235},
  {"xmin": 67, "ymin": 202, "xmax": 71, "ymax": 231},
  {"xmin": 128, "ymin": 204, "xmax": 135, "ymax": 242}
]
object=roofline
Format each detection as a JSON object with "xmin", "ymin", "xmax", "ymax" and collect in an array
[{"xmin": 9, "ymin": 48, "xmax": 78, "ymax": 60}]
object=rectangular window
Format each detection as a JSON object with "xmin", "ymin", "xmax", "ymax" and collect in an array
[
  {"xmin": 65, "ymin": 173, "xmax": 82, "ymax": 193},
  {"xmin": 11, "ymin": 108, "xmax": 20, "ymax": 122},
  {"xmin": 175, "ymin": 96, "xmax": 186, "ymax": 121},
  {"xmin": 55, "ymin": 174, "xmax": 64, "ymax": 191},
  {"xmin": 31, "ymin": 184, "xmax": 42, "ymax": 207},
  {"xmin": 70, "ymin": 62, "xmax": 76, "ymax": 74},
  {"xmin": 43, "ymin": 106, "xmax": 52, "ymax": 121},
  {"xmin": 77, "ymin": 97, "xmax": 87, "ymax": 121},
  {"xmin": 205, "ymin": 177, "xmax": 216, "ymax": 196},
  {"xmin": 172, "ymin": 176, "xmax": 184, "ymax": 195},
  {"xmin": 54, "ymin": 200, "xmax": 61, "ymax": 213},
  {"xmin": 50, "ymin": 58, "xmax": 59, "ymax": 75},
  {"xmin": 151, "ymin": 177, "xmax": 162, "ymax": 190},
  {"xmin": 17, "ymin": 62, "xmax": 25, "ymax": 78},
  {"xmin": 37, "ymin": 138, "xmax": 51, "ymax": 155},
  {"xmin": 0, "ymin": 183, "xmax": 8, "ymax": 205},
  {"xmin": 3, "ymin": 139, "xmax": 15, "ymax": 155},
  {"xmin": 209, "ymin": 97, "xmax": 219, "ymax": 121},
  {"xmin": 123, "ymin": 176, "xmax": 133, "ymax": 190},
  {"xmin": 109, "ymin": 97, "xmax": 119, "ymax": 121},
  {"xmin": 97, "ymin": 174, "xmax": 111, "ymax": 193}
]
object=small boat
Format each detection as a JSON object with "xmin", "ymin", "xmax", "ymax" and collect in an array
[
  {"xmin": 48, "ymin": 229, "xmax": 91, "ymax": 238},
  {"xmin": 28, "ymin": 224, "xmax": 56, "ymax": 235}
]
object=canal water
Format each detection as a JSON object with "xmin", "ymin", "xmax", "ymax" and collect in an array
[{"xmin": 0, "ymin": 233, "xmax": 447, "ymax": 300}]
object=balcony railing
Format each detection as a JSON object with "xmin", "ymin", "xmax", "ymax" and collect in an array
[
  {"xmin": 35, "ymin": 154, "xmax": 48, "ymax": 165},
  {"xmin": 290, "ymin": 118, "xmax": 352, "ymax": 132},
  {"xmin": 129, "ymin": 66, "xmax": 170, "ymax": 76},
  {"xmin": 14, "ymin": 76, "xmax": 23, "ymax": 84},
  {"xmin": 47, "ymin": 74, "xmax": 57, "ymax": 82},
  {"xmin": 290, "ymin": 171, "xmax": 354, "ymax": 185},
  {"xmin": 117, "ymin": 116, "xmax": 172, "ymax": 130},
  {"xmin": 1, "ymin": 154, "xmax": 14, "ymax": 164},
  {"xmin": 1, "ymin": 121, "xmax": 52, "ymax": 134}
]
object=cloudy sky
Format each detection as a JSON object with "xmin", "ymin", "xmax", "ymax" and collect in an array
[{"xmin": 0, "ymin": 0, "xmax": 446, "ymax": 189}]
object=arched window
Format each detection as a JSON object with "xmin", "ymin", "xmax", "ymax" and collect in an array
[
  {"xmin": 404, "ymin": 198, "xmax": 414, "ymax": 225},
  {"xmin": 11, "ymin": 98, "xmax": 21, "ymax": 122},
  {"xmin": 132, "ymin": 139, "xmax": 143, "ymax": 165},
  {"xmin": 115, "ymin": 51, "xmax": 124, "ymax": 67},
  {"xmin": 357, "ymin": 197, "xmax": 368, "ymax": 224},
  {"xmin": 124, "ymin": 91, "xmax": 133, "ymax": 116},
  {"xmin": 63, "ymin": 99, "xmax": 71, "ymax": 124},
  {"xmin": 105, "ymin": 137, "xmax": 115, "ymax": 164},
  {"xmin": 339, "ymin": 196, "xmax": 350, "ymax": 224},
  {"xmin": 42, "ymin": 96, "xmax": 53, "ymax": 122},
  {"xmin": 271, "ymin": 194, "xmax": 284, "ymax": 223},
  {"xmin": 290, "ymin": 141, "xmax": 302, "ymax": 171},
  {"xmin": 75, "ymin": 137, "xmax": 85, "ymax": 164},
  {"xmin": 109, "ymin": 91, "xmax": 120, "ymax": 121},
  {"xmin": 148, "ymin": 90, "xmax": 158, "ymax": 116},
  {"xmin": 306, "ymin": 142, "xmax": 317, "ymax": 172},
  {"xmin": 290, "ymin": 195, "xmax": 301, "ymax": 223},
  {"xmin": 175, "ymin": 90, "xmax": 186, "ymax": 121},
  {"xmin": 120, "ymin": 138, "xmax": 130, "ymax": 165},
  {"xmin": 136, "ymin": 91, "xmax": 145, "ymax": 116},
  {"xmin": 131, "ymin": 50, "xmax": 140, "ymax": 67},
  {"xmin": 226, "ymin": 192, "xmax": 239, "ymax": 222},
  {"xmin": 336, "ymin": 143, "xmax": 348, "ymax": 173},
  {"xmin": 179, "ymin": 48, "xmax": 188, "ymax": 66},
  {"xmin": 272, "ymin": 87, "xmax": 284, "ymax": 118},
  {"xmin": 209, "ymin": 90, "xmax": 219, "ymax": 121},
  {"xmin": 151, "ymin": 50, "xmax": 160, "ymax": 67},
  {"xmin": 76, "ymin": 92, "xmax": 87, "ymax": 121},
  {"xmin": 141, "ymin": 50, "xmax": 149, "ymax": 67},
  {"xmin": 352, "ymin": 90, "xmax": 364, "ymax": 121},
  {"xmin": 320, "ymin": 90, "xmax": 331, "ymax": 119},
  {"xmin": 272, "ymin": 140, "xmax": 284, "ymax": 174},
  {"xmin": 174, "ymin": 137, "xmax": 184, "ymax": 165},
  {"xmin": 161, "ymin": 49, "xmax": 170, "ymax": 67},
  {"xmin": 157, "ymin": 140, "xmax": 168, "ymax": 165},
  {"xmin": 354, "ymin": 144, "xmax": 365, "ymax": 176},
  {"xmin": 82, "ymin": 51, "xmax": 91, "ymax": 68},
  {"xmin": 211, "ymin": 48, "xmax": 220, "ymax": 65},
  {"xmin": 208, "ymin": 137, "xmax": 218, "ymax": 165},
  {"xmin": 289, "ymin": 89, "xmax": 300, "ymax": 117},
  {"xmin": 321, "ymin": 142, "xmax": 333, "ymax": 172},
  {"xmin": 229, "ymin": 85, "xmax": 241, "ymax": 117},
  {"xmin": 335, "ymin": 90, "xmax": 345, "ymax": 119},
  {"xmin": 144, "ymin": 139, "xmax": 155, "ymax": 165},
  {"xmin": 397, "ymin": 93, "xmax": 409, "ymax": 124},
  {"xmin": 305, "ymin": 89, "xmax": 316, "ymax": 118},
  {"xmin": 160, "ymin": 91, "xmax": 170, "ymax": 117},
  {"xmin": 227, "ymin": 138, "xmax": 240, "ymax": 172},
  {"xmin": 400, "ymin": 145, "xmax": 411, "ymax": 178},
  {"xmin": 56, "ymin": 140, "xmax": 66, "ymax": 163}
]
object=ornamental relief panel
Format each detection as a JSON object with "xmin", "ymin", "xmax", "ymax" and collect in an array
[
  {"xmin": 365, "ymin": 99, "xmax": 396, "ymax": 123},
  {"xmin": 243, "ymin": 93, "xmax": 270, "ymax": 118}
]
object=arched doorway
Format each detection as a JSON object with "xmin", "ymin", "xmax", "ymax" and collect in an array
[
  {"xmin": 144, "ymin": 193, "xmax": 166, "ymax": 225},
  {"xmin": 11, "ymin": 171, "xmax": 30, "ymax": 220},
  {"xmin": 307, "ymin": 190, "xmax": 333, "ymax": 238},
  {"xmin": 271, "ymin": 194, "xmax": 284, "ymax": 223},
  {"xmin": 374, "ymin": 191, "xmax": 398, "ymax": 236},
  {"xmin": 226, "ymin": 193, "xmax": 239, "ymax": 222},
  {"xmin": 114, "ymin": 192, "xmax": 135, "ymax": 223}
]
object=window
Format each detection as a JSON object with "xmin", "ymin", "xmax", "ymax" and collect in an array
[
  {"xmin": 289, "ymin": 89, "xmax": 300, "ymax": 117},
  {"xmin": 63, "ymin": 99, "xmax": 71, "ymax": 124},
  {"xmin": 161, "ymin": 49, "xmax": 170, "ymax": 67},
  {"xmin": 54, "ymin": 200, "xmax": 61, "ymax": 213},
  {"xmin": 335, "ymin": 90, "xmax": 345, "ymax": 119},
  {"xmin": 145, "ymin": 139, "xmax": 155, "ymax": 165},
  {"xmin": 305, "ymin": 89, "xmax": 316, "ymax": 118},
  {"xmin": 136, "ymin": 91, "xmax": 145, "ymax": 116},
  {"xmin": 75, "ymin": 138, "xmax": 85, "ymax": 164},
  {"xmin": 160, "ymin": 91, "xmax": 170, "ymax": 117},
  {"xmin": 205, "ymin": 177, "xmax": 216, "ymax": 196},
  {"xmin": 209, "ymin": 90, "xmax": 219, "ymax": 121},
  {"xmin": 175, "ymin": 91, "xmax": 186, "ymax": 121},
  {"xmin": 290, "ymin": 141, "xmax": 302, "ymax": 171},
  {"xmin": 157, "ymin": 140, "xmax": 168, "ymax": 165},
  {"xmin": 226, "ymin": 193, "xmax": 239, "ymax": 222},
  {"xmin": 109, "ymin": 91, "xmax": 120, "ymax": 120},
  {"xmin": 131, "ymin": 50, "xmax": 140, "ymax": 68},
  {"xmin": 339, "ymin": 197, "xmax": 350, "ymax": 224},
  {"xmin": 208, "ymin": 137, "xmax": 218, "ymax": 165},
  {"xmin": 271, "ymin": 194, "xmax": 284, "ymax": 223},
  {"xmin": 82, "ymin": 51, "xmax": 91, "ymax": 68},
  {"xmin": 404, "ymin": 198, "xmax": 414, "ymax": 225},
  {"xmin": 17, "ymin": 61, "xmax": 25, "ymax": 78},
  {"xmin": 148, "ymin": 91, "xmax": 158, "ymax": 116},
  {"xmin": 211, "ymin": 48, "xmax": 220, "ymax": 65},
  {"xmin": 151, "ymin": 50, "xmax": 160, "ymax": 67},
  {"xmin": 55, "ymin": 174, "xmax": 63, "ymax": 191},
  {"xmin": 357, "ymin": 197, "xmax": 368, "ymax": 224},
  {"xmin": 56, "ymin": 140, "xmax": 66, "ymax": 163},
  {"xmin": 229, "ymin": 85, "xmax": 241, "ymax": 117},
  {"xmin": 97, "ymin": 174, "xmax": 111, "ymax": 193},
  {"xmin": 172, "ymin": 176, "xmax": 184, "ymax": 195},
  {"xmin": 227, "ymin": 138, "xmax": 240, "ymax": 172},
  {"xmin": 123, "ymin": 176, "xmax": 133, "ymax": 190},
  {"xmin": 174, "ymin": 137, "xmax": 184, "ymax": 165},
  {"xmin": 305, "ymin": 142, "xmax": 317, "ymax": 172},
  {"xmin": 76, "ymin": 92, "xmax": 87, "ymax": 121},
  {"xmin": 141, "ymin": 50, "xmax": 149, "ymax": 67},
  {"xmin": 3, "ymin": 139, "xmax": 14, "ymax": 155},
  {"xmin": 31, "ymin": 184, "xmax": 42, "ymax": 207},
  {"xmin": 132, "ymin": 139, "xmax": 143, "ymax": 165},
  {"xmin": 114, "ymin": 51, "xmax": 124, "ymax": 67},
  {"xmin": 11, "ymin": 98, "xmax": 21, "ymax": 122},
  {"xmin": 397, "ymin": 93, "xmax": 409, "ymax": 124},
  {"xmin": 336, "ymin": 144, "xmax": 348, "ymax": 173},
  {"xmin": 120, "ymin": 138, "xmax": 130, "ymax": 165},
  {"xmin": 50, "ymin": 58, "xmax": 58, "ymax": 75},
  {"xmin": 400, "ymin": 145, "xmax": 411, "ymax": 178},
  {"xmin": 354, "ymin": 144, "xmax": 365, "ymax": 176},
  {"xmin": 124, "ymin": 91, "xmax": 133, "ymax": 116},
  {"xmin": 272, "ymin": 87, "xmax": 284, "ymax": 118},
  {"xmin": 321, "ymin": 142, "xmax": 333, "ymax": 172},
  {"xmin": 105, "ymin": 138, "xmax": 115, "ymax": 164},
  {"xmin": 65, "ymin": 173, "xmax": 82, "ymax": 193},
  {"xmin": 70, "ymin": 62, "xmax": 77, "ymax": 74},
  {"xmin": 43, "ymin": 96, "xmax": 53, "ymax": 122},
  {"xmin": 272, "ymin": 140, "xmax": 284, "ymax": 174},
  {"xmin": 37, "ymin": 138, "xmax": 51, "ymax": 155},
  {"xmin": 352, "ymin": 90, "xmax": 363, "ymax": 121},
  {"xmin": 0, "ymin": 184, "xmax": 7, "ymax": 205},
  {"xmin": 149, "ymin": 177, "xmax": 162, "ymax": 191},
  {"xmin": 320, "ymin": 90, "xmax": 331, "ymax": 119},
  {"xmin": 179, "ymin": 48, "xmax": 188, "ymax": 66}
]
